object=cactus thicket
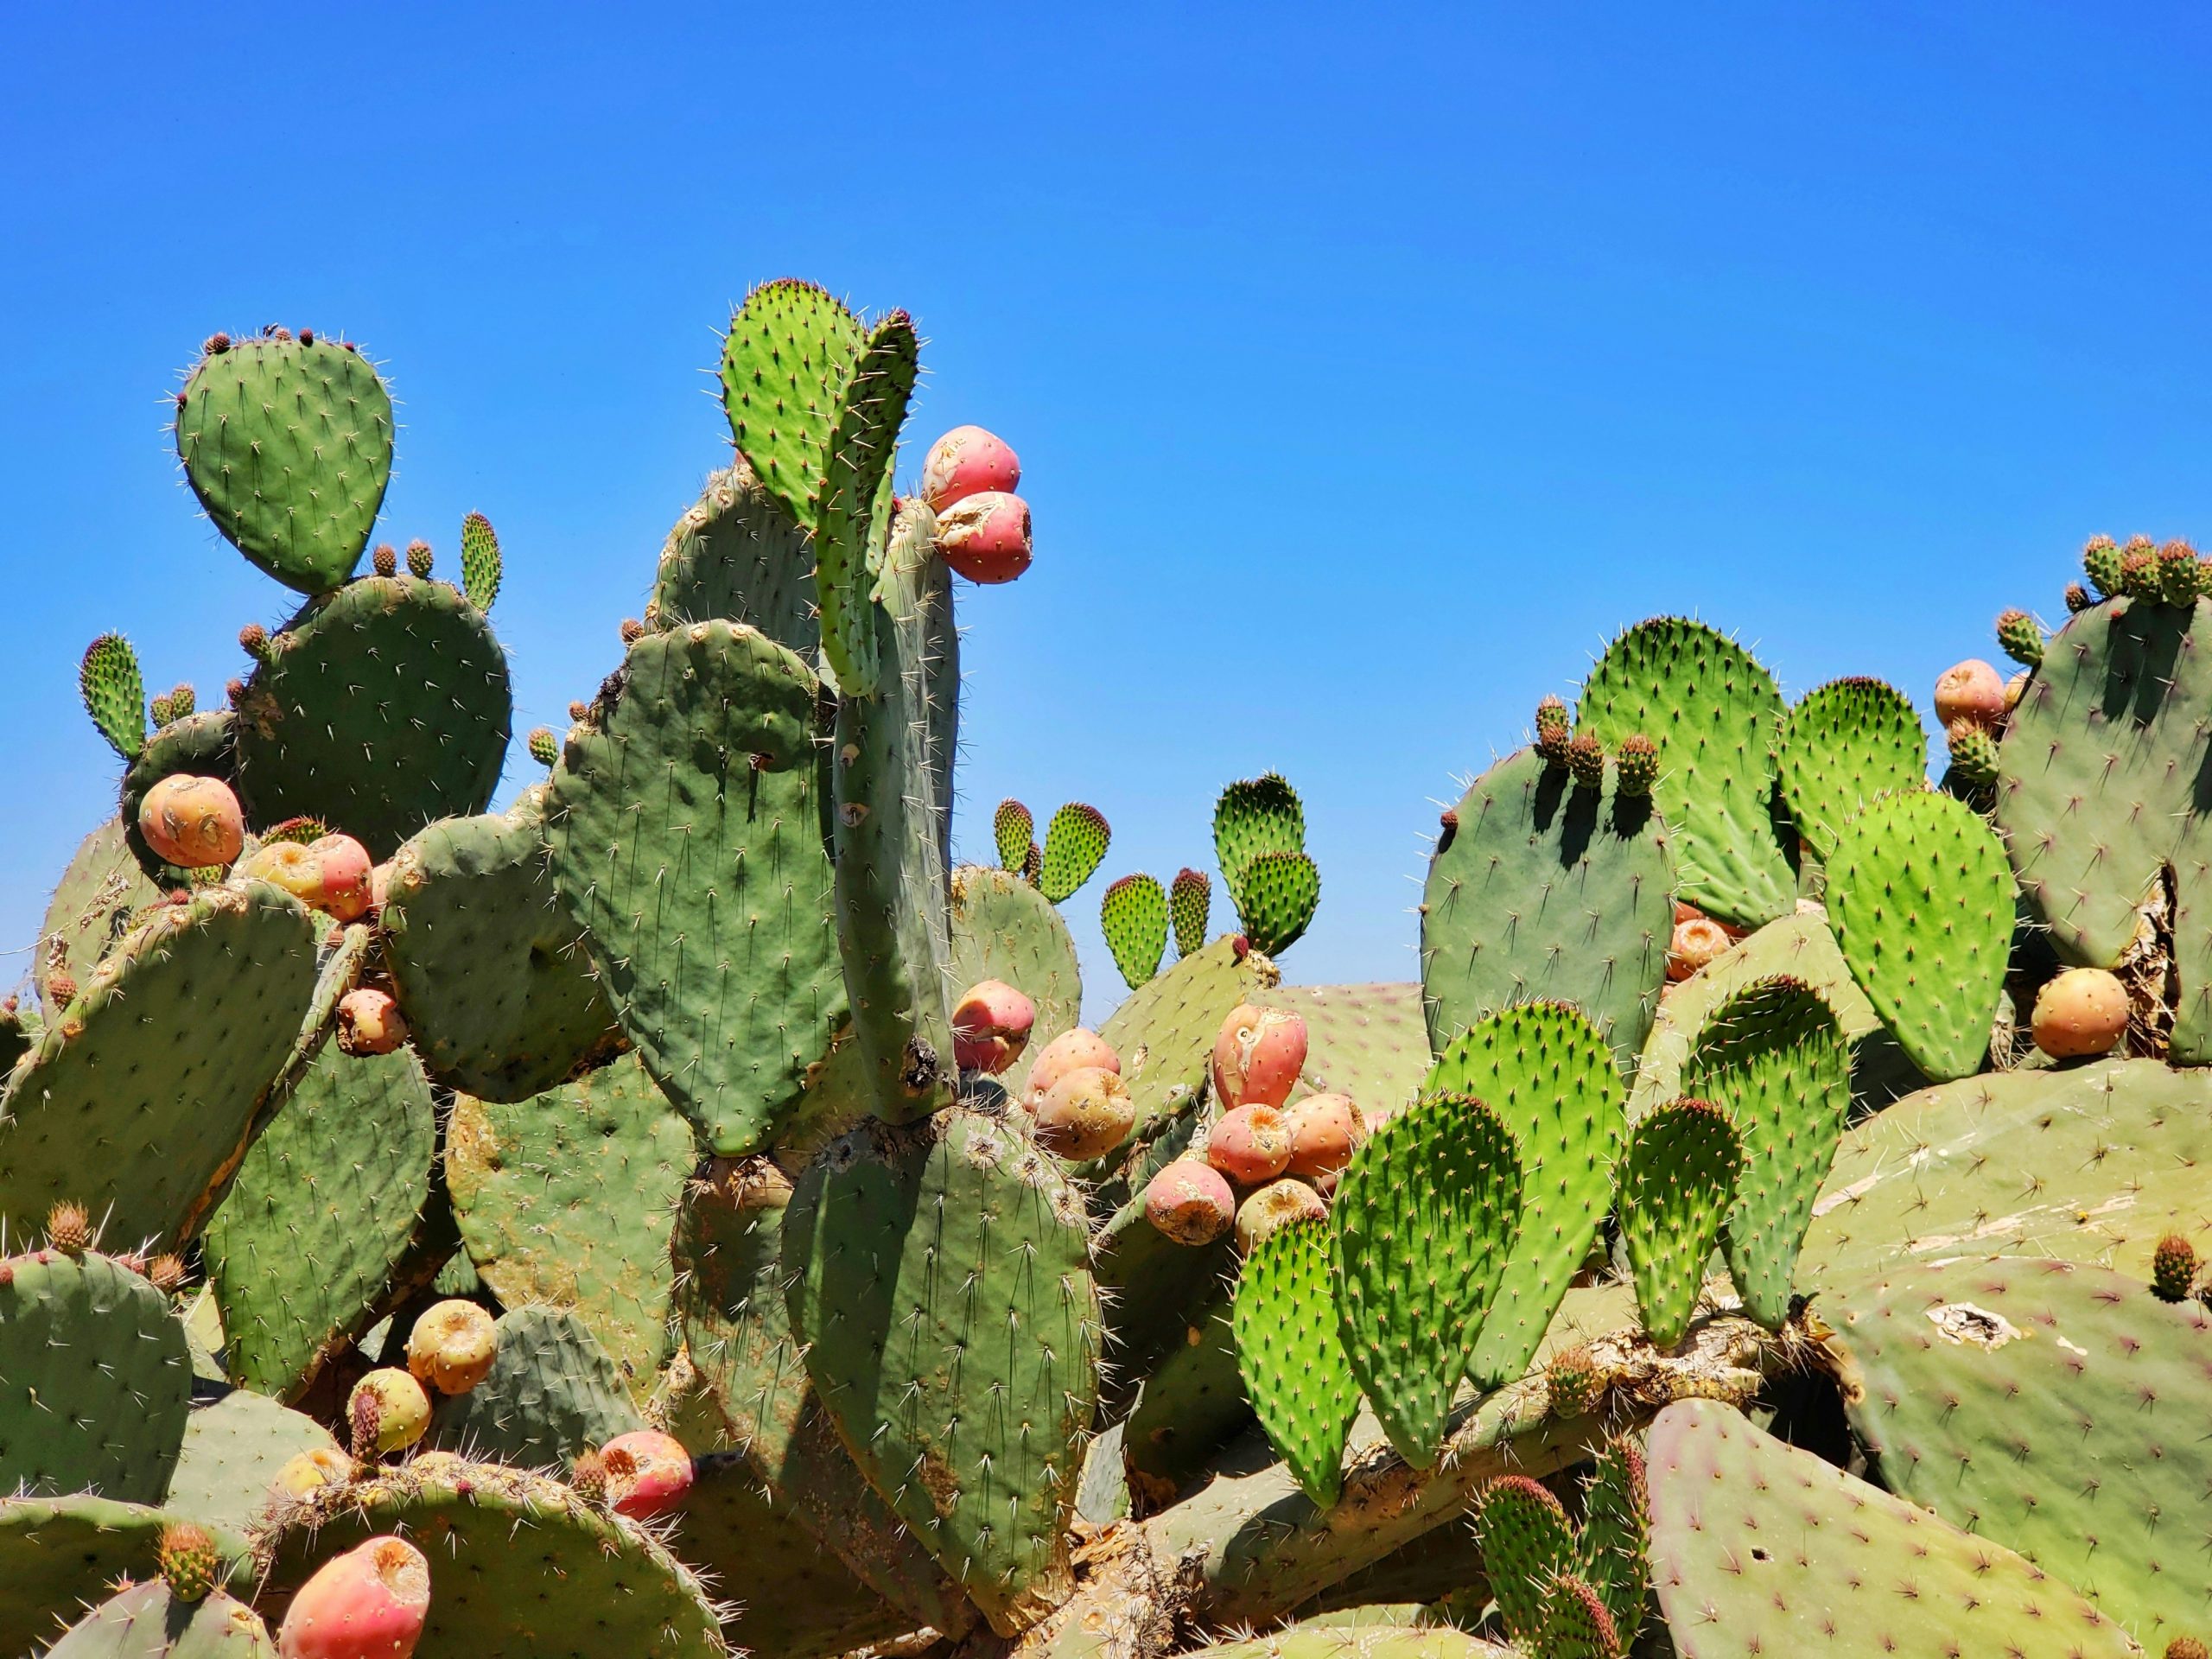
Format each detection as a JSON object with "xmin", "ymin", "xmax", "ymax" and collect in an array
[{"xmin": 7, "ymin": 289, "xmax": 2210, "ymax": 1659}]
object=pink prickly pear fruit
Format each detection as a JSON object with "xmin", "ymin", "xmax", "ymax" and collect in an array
[
  {"xmin": 1282, "ymin": 1092, "xmax": 1366, "ymax": 1179},
  {"xmin": 1143, "ymin": 1158, "xmax": 1236, "ymax": 1245},
  {"xmin": 1211, "ymin": 1005, "xmax": 1307, "ymax": 1109},
  {"xmin": 951, "ymin": 979, "xmax": 1037, "ymax": 1075},
  {"xmin": 933, "ymin": 491, "xmax": 1033, "ymax": 584},
  {"xmin": 137, "ymin": 775, "xmax": 245, "ymax": 868},
  {"xmin": 1667, "ymin": 916, "xmax": 1732, "ymax": 982},
  {"xmin": 277, "ymin": 1535, "xmax": 431, "ymax": 1659},
  {"xmin": 1933, "ymin": 659, "xmax": 2007, "ymax": 733},
  {"xmin": 1025, "ymin": 1027, "xmax": 1120, "ymax": 1103},
  {"xmin": 337, "ymin": 989, "xmax": 408, "ymax": 1058},
  {"xmin": 2031, "ymin": 967, "xmax": 2129, "ymax": 1058},
  {"xmin": 308, "ymin": 835, "xmax": 375, "ymax": 922},
  {"xmin": 921, "ymin": 425, "xmax": 1021, "ymax": 511},
  {"xmin": 1032, "ymin": 1065, "xmax": 1136, "ymax": 1160},
  {"xmin": 1234, "ymin": 1177, "xmax": 1328, "ymax": 1253},
  {"xmin": 1205, "ymin": 1103, "xmax": 1293, "ymax": 1185},
  {"xmin": 405, "ymin": 1299, "xmax": 498, "ymax": 1395},
  {"xmin": 599, "ymin": 1429, "xmax": 696, "ymax": 1520}
]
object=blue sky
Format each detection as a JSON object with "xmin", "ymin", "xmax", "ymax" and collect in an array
[{"xmin": 5, "ymin": 3, "xmax": 2209, "ymax": 1008}]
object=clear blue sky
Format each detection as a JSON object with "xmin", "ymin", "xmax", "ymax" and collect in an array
[{"xmin": 6, "ymin": 3, "xmax": 2209, "ymax": 1009}]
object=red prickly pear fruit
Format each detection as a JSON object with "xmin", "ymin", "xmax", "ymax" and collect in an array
[
  {"xmin": 1205, "ymin": 1103, "xmax": 1293, "ymax": 1185},
  {"xmin": 933, "ymin": 490, "xmax": 1033, "ymax": 584},
  {"xmin": 1211, "ymin": 1004, "xmax": 1307, "ymax": 1109},
  {"xmin": 598, "ymin": 1429, "xmax": 695, "ymax": 1520},
  {"xmin": 1143, "ymin": 1158, "xmax": 1236, "ymax": 1245},
  {"xmin": 2031, "ymin": 967, "xmax": 2128, "ymax": 1058},
  {"xmin": 138, "ymin": 774, "xmax": 245, "ymax": 869},
  {"xmin": 1281, "ymin": 1092, "xmax": 1366, "ymax": 1179},
  {"xmin": 1024, "ymin": 1027, "xmax": 1120, "ymax": 1103},
  {"xmin": 405, "ymin": 1299, "xmax": 498, "ymax": 1395},
  {"xmin": 1031, "ymin": 1066, "xmax": 1135, "ymax": 1160},
  {"xmin": 337, "ymin": 989, "xmax": 408, "ymax": 1058},
  {"xmin": 369, "ymin": 862, "xmax": 395, "ymax": 914},
  {"xmin": 921, "ymin": 425, "xmax": 1021, "ymax": 511},
  {"xmin": 1933, "ymin": 658, "xmax": 2007, "ymax": 733},
  {"xmin": 1667, "ymin": 916, "xmax": 1732, "ymax": 982},
  {"xmin": 308, "ymin": 835, "xmax": 375, "ymax": 922},
  {"xmin": 951, "ymin": 979, "xmax": 1037, "ymax": 1075},
  {"xmin": 1234, "ymin": 1176, "xmax": 1327, "ymax": 1253},
  {"xmin": 277, "ymin": 1535, "xmax": 431, "ymax": 1659}
]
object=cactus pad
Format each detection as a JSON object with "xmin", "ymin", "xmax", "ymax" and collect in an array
[
  {"xmin": 1255, "ymin": 982, "xmax": 1429, "ymax": 1122},
  {"xmin": 1236, "ymin": 849, "xmax": 1323, "ymax": 956},
  {"xmin": 1472, "ymin": 1476, "xmax": 1576, "ymax": 1645},
  {"xmin": 720, "ymin": 278, "xmax": 867, "ymax": 536},
  {"xmin": 1171, "ymin": 867, "xmax": 1211, "ymax": 957},
  {"xmin": 0, "ymin": 1497, "xmax": 249, "ymax": 1658},
  {"xmin": 995, "ymin": 799, "xmax": 1033, "ymax": 874},
  {"xmin": 1101, "ymin": 935, "xmax": 1279, "ymax": 1141},
  {"xmin": 1215, "ymin": 775, "xmax": 1319, "ymax": 953},
  {"xmin": 1774, "ymin": 678, "xmax": 1927, "ymax": 863},
  {"xmin": 426, "ymin": 1306, "xmax": 645, "ymax": 1467},
  {"xmin": 45, "ymin": 1578, "xmax": 273, "ymax": 1656},
  {"xmin": 36, "ymin": 817, "xmax": 162, "ymax": 1015},
  {"xmin": 646, "ymin": 461, "xmax": 818, "ymax": 655},
  {"xmin": 1234, "ymin": 1215, "xmax": 1360, "ymax": 1505},
  {"xmin": 1618, "ymin": 1099, "xmax": 1741, "ymax": 1348},
  {"xmin": 120, "ymin": 711, "xmax": 239, "ymax": 883},
  {"xmin": 459, "ymin": 510, "xmax": 501, "ymax": 612},
  {"xmin": 166, "ymin": 1389, "xmax": 338, "ymax": 1537},
  {"xmin": 79, "ymin": 634, "xmax": 145, "ymax": 761},
  {"xmin": 1102, "ymin": 873, "xmax": 1170, "ymax": 988},
  {"xmin": 809, "ymin": 312, "xmax": 916, "ymax": 697},
  {"xmin": 1039, "ymin": 802, "xmax": 1112, "ymax": 904},
  {"xmin": 950, "ymin": 865, "xmax": 1084, "ymax": 1050}
]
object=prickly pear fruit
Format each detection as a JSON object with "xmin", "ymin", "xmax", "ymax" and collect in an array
[
  {"xmin": 1206, "ymin": 1103, "xmax": 1293, "ymax": 1185},
  {"xmin": 951, "ymin": 979, "xmax": 1037, "ymax": 1075},
  {"xmin": 1933, "ymin": 658, "xmax": 2006, "ymax": 732},
  {"xmin": 1281, "ymin": 1092, "xmax": 1365, "ymax": 1179},
  {"xmin": 2064, "ymin": 582, "xmax": 2094, "ymax": 613},
  {"xmin": 404, "ymin": 539, "xmax": 433, "ymax": 579},
  {"xmin": 2030, "ymin": 967, "xmax": 2128, "ymax": 1058},
  {"xmin": 1995, "ymin": 607, "xmax": 2044, "ymax": 667},
  {"xmin": 138, "ymin": 774, "xmax": 245, "ymax": 868},
  {"xmin": 272, "ymin": 1446, "xmax": 351, "ymax": 1500},
  {"xmin": 1566, "ymin": 731, "xmax": 1607, "ymax": 790},
  {"xmin": 45, "ymin": 1200, "xmax": 92, "ymax": 1255},
  {"xmin": 1546, "ymin": 1344, "xmax": 1600, "ymax": 1417},
  {"xmin": 346, "ymin": 1369, "xmax": 429, "ymax": 1457},
  {"xmin": 1534, "ymin": 695, "xmax": 1573, "ymax": 766},
  {"xmin": 159, "ymin": 1521, "xmax": 221, "ymax": 1603},
  {"xmin": 1024, "ymin": 1027, "xmax": 1120, "ymax": 1102},
  {"xmin": 2152, "ymin": 1233, "xmax": 2199, "ymax": 1303},
  {"xmin": 404, "ymin": 1299, "xmax": 497, "ymax": 1395},
  {"xmin": 921, "ymin": 424, "xmax": 1021, "ymax": 510},
  {"xmin": 1143, "ymin": 1158, "xmax": 1237, "ymax": 1245},
  {"xmin": 934, "ymin": 490, "xmax": 1033, "ymax": 583},
  {"xmin": 598, "ymin": 1429, "xmax": 695, "ymax": 1520},
  {"xmin": 1211, "ymin": 1004, "xmax": 1307, "ymax": 1110},
  {"xmin": 336, "ymin": 989, "xmax": 408, "ymax": 1058},
  {"xmin": 526, "ymin": 727, "xmax": 557, "ymax": 766},
  {"xmin": 2120, "ymin": 539, "xmax": 2158, "ymax": 598},
  {"xmin": 277, "ymin": 1535, "xmax": 431, "ymax": 1659},
  {"xmin": 2159, "ymin": 538, "xmax": 2202, "ymax": 606},
  {"xmin": 1031, "ymin": 1065, "xmax": 1135, "ymax": 1160},
  {"xmin": 2167, "ymin": 1637, "xmax": 2210, "ymax": 1659},
  {"xmin": 1947, "ymin": 720, "xmax": 1999, "ymax": 786},
  {"xmin": 1667, "ymin": 916, "xmax": 1731, "ymax": 982},
  {"xmin": 570, "ymin": 1447, "xmax": 607, "ymax": 1504},
  {"xmin": 1614, "ymin": 732, "xmax": 1659, "ymax": 797},
  {"xmin": 2083, "ymin": 533, "xmax": 2124, "ymax": 596},
  {"xmin": 308, "ymin": 835, "xmax": 374, "ymax": 922},
  {"xmin": 238, "ymin": 841, "xmax": 319, "ymax": 901},
  {"xmin": 1234, "ymin": 1177, "xmax": 1327, "ymax": 1253}
]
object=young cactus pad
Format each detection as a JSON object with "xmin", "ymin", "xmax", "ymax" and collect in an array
[
  {"xmin": 1617, "ymin": 1098, "xmax": 1741, "ymax": 1348},
  {"xmin": 1232, "ymin": 1214, "xmax": 1360, "ymax": 1507}
]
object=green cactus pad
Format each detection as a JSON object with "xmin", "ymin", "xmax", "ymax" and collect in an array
[
  {"xmin": 720, "ymin": 279, "xmax": 868, "ymax": 537},
  {"xmin": 1183, "ymin": 1632, "xmax": 1514, "ymax": 1659},
  {"xmin": 45, "ymin": 1579, "xmax": 272, "ymax": 1657},
  {"xmin": 1101, "ymin": 935, "xmax": 1278, "ymax": 1142},
  {"xmin": 1774, "ymin": 678, "xmax": 1928, "ymax": 864},
  {"xmin": 175, "ymin": 332, "xmax": 392, "ymax": 594},
  {"xmin": 1039, "ymin": 802, "xmax": 1112, "ymax": 905},
  {"xmin": 1255, "ymin": 982, "xmax": 1429, "ymax": 1122},
  {"xmin": 1829, "ymin": 1258, "xmax": 2211, "ymax": 1648},
  {"xmin": 0, "ymin": 1251, "xmax": 189, "ymax": 1503},
  {"xmin": 1102, "ymin": 874, "xmax": 1170, "ymax": 989},
  {"xmin": 1171, "ymin": 867, "xmax": 1211, "ymax": 958},
  {"xmin": 447, "ymin": 1053, "xmax": 691, "ymax": 1394},
  {"xmin": 950, "ymin": 865, "xmax": 1083, "ymax": 1051},
  {"xmin": 548, "ymin": 620, "xmax": 844, "ymax": 1156},
  {"xmin": 646, "ymin": 461, "xmax": 819, "ymax": 656},
  {"xmin": 459, "ymin": 510, "xmax": 501, "ymax": 613},
  {"xmin": 201, "ymin": 1045, "xmax": 436, "ymax": 1402},
  {"xmin": 995, "ymin": 799, "xmax": 1033, "ymax": 874},
  {"xmin": 1233, "ymin": 1216, "xmax": 1359, "ymax": 1506},
  {"xmin": 1236, "ymin": 849, "xmax": 1322, "ymax": 956},
  {"xmin": 1680, "ymin": 978, "xmax": 1848, "ymax": 1329},
  {"xmin": 1122, "ymin": 1283, "xmax": 1253, "ymax": 1495},
  {"xmin": 1578, "ymin": 1436, "xmax": 1649, "ymax": 1640},
  {"xmin": 382, "ymin": 788, "xmax": 624, "ymax": 1102},
  {"xmin": 426, "ymin": 1306, "xmax": 645, "ymax": 1466},
  {"xmin": 0, "ymin": 1498, "xmax": 250, "ymax": 1659},
  {"xmin": 256, "ymin": 1460, "xmax": 726, "ymax": 1656},
  {"xmin": 1473, "ymin": 1476, "xmax": 1576, "ymax": 1645},
  {"xmin": 1091, "ymin": 1172, "xmax": 1239, "ymax": 1421},
  {"xmin": 1647, "ymin": 1398, "xmax": 2136, "ymax": 1659},
  {"xmin": 79, "ymin": 634, "xmax": 145, "ymax": 762},
  {"xmin": 36, "ymin": 817, "xmax": 162, "ymax": 1016},
  {"xmin": 0, "ymin": 881, "xmax": 318, "ymax": 1250},
  {"xmin": 166, "ymin": 1389, "xmax": 338, "ymax": 1537},
  {"xmin": 1214, "ymin": 772, "xmax": 1304, "ymax": 889},
  {"xmin": 810, "ymin": 312, "xmax": 916, "ymax": 698},
  {"xmin": 784, "ymin": 1108, "xmax": 1101, "ymax": 1636},
  {"xmin": 1576, "ymin": 618, "xmax": 1792, "ymax": 929},
  {"xmin": 1427, "ymin": 1002, "xmax": 1625, "ymax": 1387},
  {"xmin": 1421, "ymin": 746, "xmax": 1675, "ymax": 1076},
  {"xmin": 1618, "ymin": 1099, "xmax": 1741, "ymax": 1348},
  {"xmin": 119, "ymin": 711, "xmax": 239, "ymax": 884},
  {"xmin": 233, "ymin": 575, "xmax": 510, "ymax": 856},
  {"xmin": 1824, "ymin": 789, "xmax": 2011, "ymax": 1081},
  {"xmin": 1333, "ymin": 1091, "xmax": 1524, "ymax": 1465}
]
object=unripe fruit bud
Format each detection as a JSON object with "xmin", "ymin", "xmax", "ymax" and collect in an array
[
  {"xmin": 1613, "ymin": 733, "xmax": 1659, "ymax": 798},
  {"xmin": 158, "ymin": 1522, "xmax": 221, "ymax": 1604},
  {"xmin": 1142, "ymin": 1158, "xmax": 1236, "ymax": 1245},
  {"xmin": 1533, "ymin": 696, "xmax": 1572, "ymax": 766},
  {"xmin": 2152, "ymin": 1233, "xmax": 2199, "ymax": 1304},
  {"xmin": 527, "ymin": 727, "xmax": 557, "ymax": 766},
  {"xmin": 933, "ymin": 491, "xmax": 1033, "ymax": 583},
  {"xmin": 1933, "ymin": 659, "xmax": 2006, "ymax": 733},
  {"xmin": 240, "ymin": 622, "xmax": 270, "ymax": 659},
  {"xmin": 952, "ymin": 979, "xmax": 1037, "ymax": 1075},
  {"xmin": 922, "ymin": 425, "xmax": 1021, "ymax": 510},
  {"xmin": 2030, "ymin": 967, "xmax": 2128, "ymax": 1058},
  {"xmin": 337, "ymin": 989, "xmax": 408, "ymax": 1058},
  {"xmin": 1566, "ymin": 731, "xmax": 1607, "ymax": 790},
  {"xmin": 1206, "ymin": 1103, "xmax": 1293, "ymax": 1185},
  {"xmin": 620, "ymin": 618, "xmax": 645, "ymax": 645},
  {"xmin": 1211, "ymin": 1005, "xmax": 1307, "ymax": 1109},
  {"xmin": 598, "ymin": 1429, "xmax": 695, "ymax": 1520},
  {"xmin": 1281, "ymin": 1093, "xmax": 1366, "ymax": 1179},
  {"xmin": 1024, "ymin": 1027, "xmax": 1119, "ymax": 1103},
  {"xmin": 404, "ymin": 539, "xmax": 432, "ymax": 579},
  {"xmin": 138, "ymin": 775, "xmax": 245, "ymax": 869},
  {"xmin": 405, "ymin": 1300, "xmax": 498, "ymax": 1395},
  {"xmin": 1234, "ymin": 1177, "xmax": 1327, "ymax": 1253},
  {"xmin": 1032, "ymin": 1066, "xmax": 1135, "ymax": 1160},
  {"xmin": 277, "ymin": 1535, "xmax": 431, "ymax": 1659},
  {"xmin": 346, "ymin": 1369, "xmax": 429, "ymax": 1457},
  {"xmin": 372, "ymin": 544, "xmax": 397, "ymax": 578},
  {"xmin": 45, "ymin": 1201, "xmax": 92, "ymax": 1255}
]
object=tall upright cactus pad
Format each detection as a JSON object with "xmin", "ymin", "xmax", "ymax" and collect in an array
[
  {"xmin": 1829, "ymin": 1258, "xmax": 2212, "ymax": 1647},
  {"xmin": 36, "ymin": 817, "xmax": 162, "ymax": 1015},
  {"xmin": 256, "ymin": 1463, "xmax": 727, "ymax": 1657},
  {"xmin": 1646, "ymin": 1399, "xmax": 2138, "ymax": 1659},
  {"xmin": 1824, "ymin": 789, "xmax": 2012, "ymax": 1081},
  {"xmin": 720, "ymin": 278, "xmax": 868, "ymax": 537},
  {"xmin": 234, "ymin": 575, "xmax": 511, "ymax": 856},
  {"xmin": 382, "ymin": 787, "xmax": 624, "ymax": 1102},
  {"xmin": 1256, "ymin": 982, "xmax": 1429, "ymax": 1122},
  {"xmin": 548, "ymin": 620, "xmax": 844, "ymax": 1155},
  {"xmin": 1618, "ymin": 1099, "xmax": 1741, "ymax": 1348},
  {"xmin": 447, "ymin": 1053, "xmax": 693, "ymax": 1393},
  {"xmin": 1578, "ymin": 1436, "xmax": 1650, "ymax": 1642},
  {"xmin": 810, "ymin": 312, "xmax": 917, "ymax": 697},
  {"xmin": 0, "ymin": 1498, "xmax": 249, "ymax": 1658},
  {"xmin": 0, "ymin": 1252, "xmax": 189, "ymax": 1503},
  {"xmin": 1234, "ymin": 1215, "xmax": 1360, "ymax": 1506},
  {"xmin": 459, "ymin": 510, "xmax": 502, "ymax": 613},
  {"xmin": 1474, "ymin": 1477, "xmax": 1577, "ymax": 1646},
  {"xmin": 647, "ymin": 461, "xmax": 819, "ymax": 655},
  {"xmin": 784, "ymin": 1109, "xmax": 1102, "ymax": 1635},
  {"xmin": 175, "ymin": 332, "xmax": 393, "ymax": 595},
  {"xmin": 427, "ymin": 1306, "xmax": 645, "ymax": 1467},
  {"xmin": 950, "ymin": 865, "xmax": 1084, "ymax": 1051},
  {"xmin": 1332, "ymin": 1091, "xmax": 1523, "ymax": 1465},
  {"xmin": 0, "ymin": 881, "xmax": 317, "ymax": 1249},
  {"xmin": 120, "ymin": 711, "xmax": 238, "ymax": 883},
  {"xmin": 1774, "ymin": 678, "xmax": 1927, "ymax": 864},
  {"xmin": 1426, "ymin": 1002, "xmax": 1625, "ymax": 1387},
  {"xmin": 201, "ymin": 1046, "xmax": 436, "ymax": 1401},
  {"xmin": 1101, "ymin": 936, "xmax": 1279, "ymax": 1141},
  {"xmin": 1421, "ymin": 746, "xmax": 1675, "ymax": 1075},
  {"xmin": 1681, "ymin": 978, "xmax": 1848, "ymax": 1329},
  {"xmin": 995, "ymin": 799, "xmax": 1034, "ymax": 874},
  {"xmin": 1214, "ymin": 774, "xmax": 1321, "ymax": 954},
  {"xmin": 1102, "ymin": 874, "xmax": 1171, "ymax": 988},
  {"xmin": 79, "ymin": 634, "xmax": 145, "ymax": 761},
  {"xmin": 1039, "ymin": 803, "xmax": 1112, "ymax": 905},
  {"xmin": 1171, "ymin": 867, "xmax": 1211, "ymax": 958}
]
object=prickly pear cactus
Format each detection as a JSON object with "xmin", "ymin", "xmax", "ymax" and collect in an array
[
  {"xmin": 426, "ymin": 1306, "xmax": 644, "ymax": 1467},
  {"xmin": 35, "ymin": 817, "xmax": 162, "ymax": 1014},
  {"xmin": 1773, "ymin": 677, "xmax": 1927, "ymax": 864},
  {"xmin": 45, "ymin": 1577, "xmax": 274, "ymax": 1656},
  {"xmin": 1234, "ymin": 1214, "xmax": 1360, "ymax": 1505},
  {"xmin": 950, "ymin": 865, "xmax": 1084, "ymax": 1049},
  {"xmin": 647, "ymin": 461, "xmax": 819, "ymax": 654},
  {"xmin": 1617, "ymin": 1098, "xmax": 1740, "ymax": 1348}
]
